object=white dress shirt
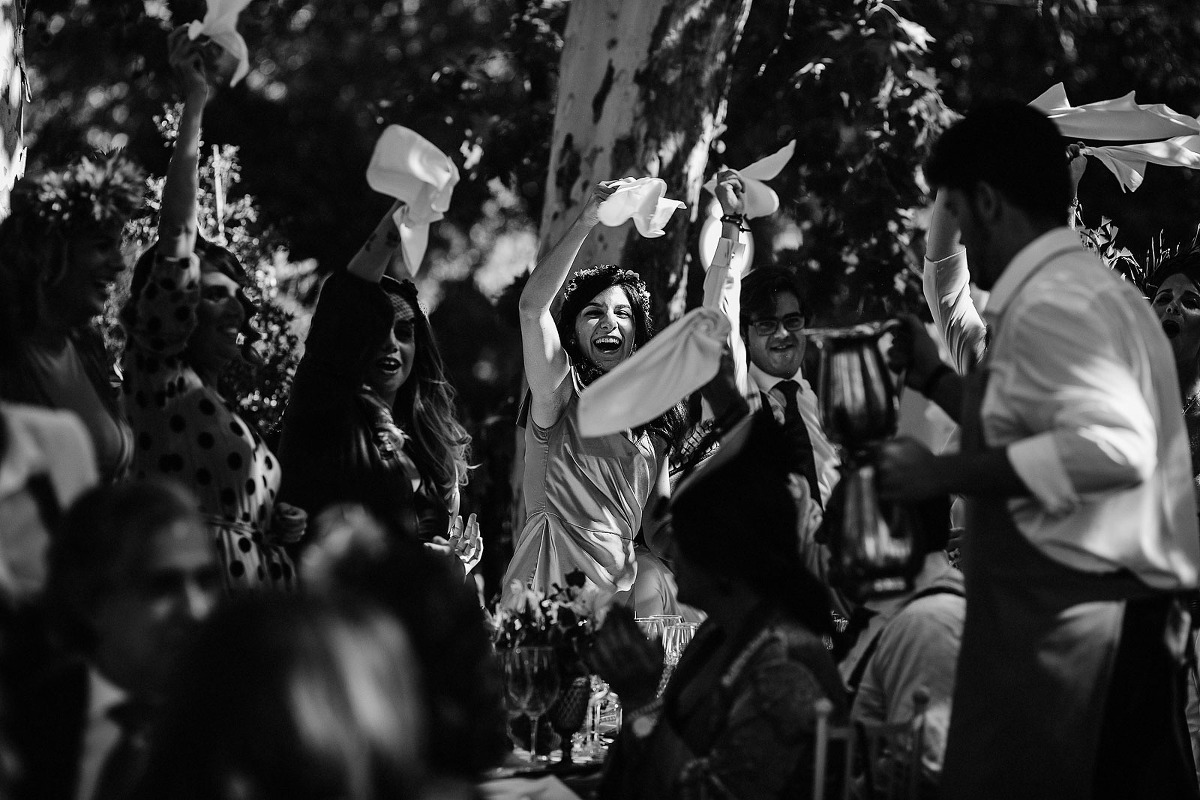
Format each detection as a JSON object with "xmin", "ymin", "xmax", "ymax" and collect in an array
[
  {"xmin": 927, "ymin": 227, "xmax": 1200, "ymax": 589},
  {"xmin": 77, "ymin": 668, "xmax": 128, "ymax": 800}
]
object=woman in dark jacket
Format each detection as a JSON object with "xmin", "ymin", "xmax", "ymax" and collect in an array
[{"xmin": 278, "ymin": 202, "xmax": 477, "ymax": 564}]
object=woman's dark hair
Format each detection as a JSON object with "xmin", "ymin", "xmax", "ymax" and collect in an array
[
  {"xmin": 925, "ymin": 99, "xmax": 1070, "ymax": 228},
  {"xmin": 122, "ymin": 238, "xmax": 262, "ymax": 369},
  {"xmin": 382, "ymin": 278, "xmax": 471, "ymax": 509},
  {"xmin": 141, "ymin": 593, "xmax": 426, "ymax": 800},
  {"xmin": 1147, "ymin": 243, "xmax": 1200, "ymax": 297},
  {"xmin": 554, "ymin": 264, "xmax": 685, "ymax": 444},
  {"xmin": 669, "ymin": 408, "xmax": 833, "ymax": 637}
]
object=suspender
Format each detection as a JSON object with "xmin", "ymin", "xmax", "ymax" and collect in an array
[{"xmin": 845, "ymin": 583, "xmax": 966, "ymax": 697}]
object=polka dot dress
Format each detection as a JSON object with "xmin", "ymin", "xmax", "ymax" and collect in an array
[{"xmin": 123, "ymin": 251, "xmax": 295, "ymax": 592}]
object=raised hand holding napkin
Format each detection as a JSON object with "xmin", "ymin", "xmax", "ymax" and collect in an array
[
  {"xmin": 596, "ymin": 177, "xmax": 685, "ymax": 238},
  {"xmin": 185, "ymin": 0, "xmax": 252, "ymax": 87},
  {"xmin": 366, "ymin": 125, "xmax": 460, "ymax": 274},
  {"xmin": 702, "ymin": 139, "xmax": 795, "ymax": 219},
  {"xmin": 1030, "ymin": 83, "xmax": 1200, "ymax": 192}
]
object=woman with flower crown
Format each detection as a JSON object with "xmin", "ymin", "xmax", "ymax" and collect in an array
[
  {"xmin": 501, "ymin": 182, "xmax": 688, "ymax": 603},
  {"xmin": 277, "ymin": 200, "xmax": 481, "ymax": 576},
  {"xmin": 0, "ymin": 152, "xmax": 144, "ymax": 483}
]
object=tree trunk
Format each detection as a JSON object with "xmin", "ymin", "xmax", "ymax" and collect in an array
[
  {"xmin": 539, "ymin": 0, "xmax": 753, "ymax": 324},
  {"xmin": 0, "ymin": 0, "xmax": 25, "ymax": 220}
]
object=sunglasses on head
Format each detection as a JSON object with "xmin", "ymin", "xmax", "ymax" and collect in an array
[{"xmin": 749, "ymin": 313, "xmax": 805, "ymax": 337}]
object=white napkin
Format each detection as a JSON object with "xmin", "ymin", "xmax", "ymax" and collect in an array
[
  {"xmin": 702, "ymin": 139, "xmax": 796, "ymax": 219},
  {"xmin": 577, "ymin": 306, "xmax": 729, "ymax": 438},
  {"xmin": 597, "ymin": 177, "xmax": 685, "ymax": 238},
  {"xmin": 366, "ymin": 125, "xmax": 460, "ymax": 275},
  {"xmin": 1030, "ymin": 84, "xmax": 1200, "ymax": 191},
  {"xmin": 186, "ymin": 0, "xmax": 252, "ymax": 87}
]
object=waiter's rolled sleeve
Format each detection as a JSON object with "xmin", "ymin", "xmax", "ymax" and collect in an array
[{"xmin": 1007, "ymin": 433, "xmax": 1078, "ymax": 515}]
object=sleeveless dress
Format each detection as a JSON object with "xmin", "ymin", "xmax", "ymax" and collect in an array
[
  {"xmin": 503, "ymin": 376, "xmax": 657, "ymax": 599},
  {"xmin": 123, "ymin": 250, "xmax": 295, "ymax": 592}
]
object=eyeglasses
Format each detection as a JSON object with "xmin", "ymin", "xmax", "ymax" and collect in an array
[{"xmin": 749, "ymin": 313, "xmax": 806, "ymax": 337}]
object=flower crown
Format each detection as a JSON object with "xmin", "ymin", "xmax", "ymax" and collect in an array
[
  {"xmin": 562, "ymin": 264, "xmax": 651, "ymax": 312},
  {"xmin": 29, "ymin": 151, "xmax": 146, "ymax": 234}
]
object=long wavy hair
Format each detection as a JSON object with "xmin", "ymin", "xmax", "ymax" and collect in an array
[
  {"xmin": 382, "ymin": 278, "xmax": 471, "ymax": 509},
  {"xmin": 555, "ymin": 264, "xmax": 685, "ymax": 445},
  {"xmin": 122, "ymin": 238, "xmax": 263, "ymax": 370}
]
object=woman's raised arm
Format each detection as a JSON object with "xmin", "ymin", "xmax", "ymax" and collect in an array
[
  {"xmin": 519, "ymin": 181, "xmax": 615, "ymax": 428},
  {"xmin": 157, "ymin": 26, "xmax": 208, "ymax": 260},
  {"xmin": 346, "ymin": 200, "xmax": 406, "ymax": 284}
]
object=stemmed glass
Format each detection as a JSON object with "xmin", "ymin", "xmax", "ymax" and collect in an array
[
  {"xmin": 635, "ymin": 617, "xmax": 666, "ymax": 641},
  {"xmin": 662, "ymin": 622, "xmax": 698, "ymax": 667},
  {"xmin": 507, "ymin": 646, "xmax": 560, "ymax": 765}
]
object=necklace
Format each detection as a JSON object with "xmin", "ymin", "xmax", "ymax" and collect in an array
[{"xmin": 1186, "ymin": 394, "xmax": 1200, "ymax": 417}]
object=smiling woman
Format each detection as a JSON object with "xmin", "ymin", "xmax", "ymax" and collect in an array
[
  {"xmin": 277, "ymin": 201, "xmax": 477, "ymax": 577},
  {"xmin": 1148, "ymin": 249, "xmax": 1200, "ymax": 485},
  {"xmin": 0, "ymin": 152, "xmax": 144, "ymax": 483},
  {"xmin": 502, "ymin": 181, "xmax": 685, "ymax": 603},
  {"xmin": 121, "ymin": 27, "xmax": 300, "ymax": 592}
]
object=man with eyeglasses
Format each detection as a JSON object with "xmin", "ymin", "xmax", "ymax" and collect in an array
[{"xmin": 739, "ymin": 266, "xmax": 839, "ymax": 509}]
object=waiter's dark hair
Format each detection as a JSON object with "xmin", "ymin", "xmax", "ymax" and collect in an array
[
  {"xmin": 740, "ymin": 266, "xmax": 807, "ymax": 330},
  {"xmin": 925, "ymin": 100, "xmax": 1070, "ymax": 227}
]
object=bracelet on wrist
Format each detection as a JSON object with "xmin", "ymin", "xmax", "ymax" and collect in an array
[
  {"xmin": 919, "ymin": 363, "xmax": 954, "ymax": 397},
  {"xmin": 719, "ymin": 213, "xmax": 749, "ymax": 232}
]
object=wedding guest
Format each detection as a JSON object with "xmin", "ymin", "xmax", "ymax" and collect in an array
[
  {"xmin": 588, "ymin": 405, "xmax": 845, "ymax": 799},
  {"xmin": 10, "ymin": 479, "xmax": 221, "ymax": 800},
  {"xmin": 0, "ymin": 152, "xmax": 144, "ymax": 482},
  {"xmin": 122, "ymin": 28, "xmax": 303, "ymax": 591},
  {"xmin": 849, "ymin": 495, "xmax": 964, "ymax": 795},
  {"xmin": 137, "ymin": 593, "xmax": 427, "ymax": 800},
  {"xmin": 277, "ymin": 202, "xmax": 479, "ymax": 573},
  {"xmin": 878, "ymin": 100, "xmax": 1200, "ymax": 800},
  {"xmin": 502, "ymin": 181, "xmax": 685, "ymax": 601},
  {"xmin": 301, "ymin": 504, "xmax": 507, "ymax": 792}
]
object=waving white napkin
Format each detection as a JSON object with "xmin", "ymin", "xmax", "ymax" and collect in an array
[
  {"xmin": 1030, "ymin": 83, "xmax": 1200, "ymax": 192},
  {"xmin": 701, "ymin": 139, "xmax": 796, "ymax": 219},
  {"xmin": 578, "ymin": 307, "xmax": 729, "ymax": 438},
  {"xmin": 366, "ymin": 125, "xmax": 460, "ymax": 274},
  {"xmin": 597, "ymin": 177, "xmax": 685, "ymax": 238},
  {"xmin": 186, "ymin": 0, "xmax": 252, "ymax": 87}
]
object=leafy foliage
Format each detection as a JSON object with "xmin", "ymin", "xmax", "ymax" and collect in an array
[
  {"xmin": 720, "ymin": 0, "xmax": 956, "ymax": 321},
  {"xmin": 105, "ymin": 104, "xmax": 316, "ymax": 438}
]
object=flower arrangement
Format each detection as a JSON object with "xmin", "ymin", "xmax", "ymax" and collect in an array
[{"xmin": 491, "ymin": 570, "xmax": 612, "ymax": 678}]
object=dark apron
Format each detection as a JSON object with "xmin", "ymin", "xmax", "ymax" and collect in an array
[{"xmin": 942, "ymin": 331, "xmax": 1191, "ymax": 799}]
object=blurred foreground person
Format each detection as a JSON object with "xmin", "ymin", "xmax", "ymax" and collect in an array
[
  {"xmin": 589, "ymin": 404, "xmax": 845, "ymax": 799},
  {"xmin": 303, "ymin": 504, "xmax": 507, "ymax": 794},
  {"xmin": 11, "ymin": 480, "xmax": 220, "ymax": 800},
  {"xmin": 138, "ymin": 593, "xmax": 426, "ymax": 800}
]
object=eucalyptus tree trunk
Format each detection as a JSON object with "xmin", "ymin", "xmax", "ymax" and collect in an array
[
  {"xmin": 0, "ymin": 0, "xmax": 25, "ymax": 220},
  {"xmin": 539, "ymin": 0, "xmax": 754, "ymax": 324}
]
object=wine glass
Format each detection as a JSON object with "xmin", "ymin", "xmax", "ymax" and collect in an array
[
  {"xmin": 662, "ymin": 622, "xmax": 698, "ymax": 667},
  {"xmin": 635, "ymin": 616, "xmax": 665, "ymax": 641},
  {"xmin": 502, "ymin": 649, "xmax": 534, "ymax": 756},
  {"xmin": 512, "ymin": 646, "xmax": 560, "ymax": 765}
]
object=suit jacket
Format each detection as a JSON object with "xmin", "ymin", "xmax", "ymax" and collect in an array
[{"xmin": 11, "ymin": 658, "xmax": 89, "ymax": 800}]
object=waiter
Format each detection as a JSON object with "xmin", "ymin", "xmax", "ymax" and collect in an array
[{"xmin": 878, "ymin": 101, "xmax": 1200, "ymax": 800}]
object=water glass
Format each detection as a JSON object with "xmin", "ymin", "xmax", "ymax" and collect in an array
[
  {"xmin": 662, "ymin": 622, "xmax": 698, "ymax": 667},
  {"xmin": 509, "ymin": 646, "xmax": 560, "ymax": 764},
  {"xmin": 635, "ymin": 616, "xmax": 665, "ymax": 641}
]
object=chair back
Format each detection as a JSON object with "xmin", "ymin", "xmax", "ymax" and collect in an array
[{"xmin": 813, "ymin": 687, "xmax": 931, "ymax": 800}]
